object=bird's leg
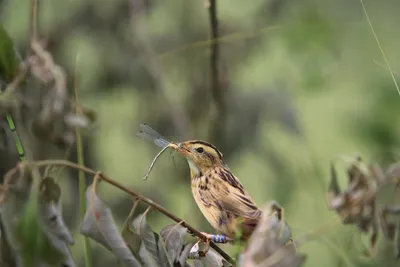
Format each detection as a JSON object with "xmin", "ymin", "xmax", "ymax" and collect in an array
[{"xmin": 200, "ymin": 232, "xmax": 233, "ymax": 243}]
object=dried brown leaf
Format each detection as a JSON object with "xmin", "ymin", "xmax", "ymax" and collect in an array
[
  {"xmin": 242, "ymin": 202, "xmax": 304, "ymax": 267},
  {"xmin": 80, "ymin": 184, "xmax": 141, "ymax": 267},
  {"xmin": 160, "ymin": 224, "xmax": 188, "ymax": 264}
]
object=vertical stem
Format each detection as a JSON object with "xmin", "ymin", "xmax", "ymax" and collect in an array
[
  {"xmin": 74, "ymin": 54, "xmax": 93, "ymax": 267},
  {"xmin": 208, "ymin": 0, "xmax": 221, "ymax": 108},
  {"xmin": 30, "ymin": 0, "xmax": 38, "ymax": 42},
  {"xmin": 208, "ymin": 0, "xmax": 226, "ymax": 148},
  {"xmin": 0, "ymin": 0, "xmax": 36, "ymax": 162},
  {"xmin": 6, "ymin": 115, "xmax": 25, "ymax": 161}
]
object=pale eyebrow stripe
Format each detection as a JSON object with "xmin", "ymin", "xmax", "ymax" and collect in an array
[{"xmin": 188, "ymin": 140, "xmax": 223, "ymax": 160}]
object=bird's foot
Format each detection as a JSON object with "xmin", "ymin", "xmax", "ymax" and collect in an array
[{"xmin": 191, "ymin": 233, "xmax": 232, "ymax": 258}]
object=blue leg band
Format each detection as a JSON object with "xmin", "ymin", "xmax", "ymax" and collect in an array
[{"xmin": 212, "ymin": 234, "xmax": 227, "ymax": 243}]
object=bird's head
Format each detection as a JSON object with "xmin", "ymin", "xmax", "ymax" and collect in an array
[{"xmin": 168, "ymin": 140, "xmax": 226, "ymax": 178}]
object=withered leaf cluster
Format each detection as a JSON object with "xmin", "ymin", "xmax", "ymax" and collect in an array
[
  {"xmin": 27, "ymin": 39, "xmax": 97, "ymax": 150},
  {"xmin": 241, "ymin": 201, "xmax": 306, "ymax": 267},
  {"xmin": 0, "ymin": 167, "xmax": 76, "ymax": 266},
  {"xmin": 0, "ymin": 27, "xmax": 97, "ymax": 153},
  {"xmin": 328, "ymin": 156, "xmax": 400, "ymax": 258}
]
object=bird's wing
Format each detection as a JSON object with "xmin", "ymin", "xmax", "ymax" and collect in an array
[{"xmin": 197, "ymin": 168, "xmax": 261, "ymax": 219}]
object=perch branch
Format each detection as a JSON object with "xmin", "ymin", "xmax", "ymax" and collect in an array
[{"xmin": 1, "ymin": 159, "xmax": 235, "ymax": 265}]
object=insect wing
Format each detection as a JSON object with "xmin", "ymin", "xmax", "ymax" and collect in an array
[{"xmin": 137, "ymin": 123, "xmax": 170, "ymax": 148}]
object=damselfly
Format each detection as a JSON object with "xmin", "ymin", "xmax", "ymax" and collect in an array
[
  {"xmin": 137, "ymin": 123, "xmax": 176, "ymax": 180},
  {"xmin": 137, "ymin": 123, "xmax": 171, "ymax": 149}
]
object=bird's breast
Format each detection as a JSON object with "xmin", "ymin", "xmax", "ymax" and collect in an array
[{"xmin": 191, "ymin": 175, "xmax": 236, "ymax": 237}]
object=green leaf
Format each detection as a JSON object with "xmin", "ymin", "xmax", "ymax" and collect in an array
[
  {"xmin": 16, "ymin": 186, "xmax": 65, "ymax": 267},
  {"xmin": 0, "ymin": 25, "xmax": 20, "ymax": 83},
  {"xmin": 0, "ymin": 166, "xmax": 33, "ymax": 265}
]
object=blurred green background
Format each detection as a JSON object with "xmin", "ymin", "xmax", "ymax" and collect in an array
[{"xmin": 2, "ymin": 0, "xmax": 400, "ymax": 266}]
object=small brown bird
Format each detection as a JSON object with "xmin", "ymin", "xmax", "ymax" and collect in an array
[
  {"xmin": 137, "ymin": 123, "xmax": 291, "ymax": 245},
  {"xmin": 168, "ymin": 140, "xmax": 265, "ymax": 243}
]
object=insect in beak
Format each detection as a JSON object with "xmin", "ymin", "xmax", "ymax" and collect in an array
[{"xmin": 168, "ymin": 142, "xmax": 189, "ymax": 156}]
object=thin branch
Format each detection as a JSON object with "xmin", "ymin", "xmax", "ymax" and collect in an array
[
  {"xmin": 75, "ymin": 53, "xmax": 93, "ymax": 267},
  {"xmin": 1, "ymin": 61, "xmax": 30, "ymax": 99},
  {"xmin": 0, "ymin": 163, "xmax": 23, "ymax": 205},
  {"xmin": 1, "ymin": 159, "xmax": 235, "ymax": 265},
  {"xmin": 121, "ymin": 198, "xmax": 141, "ymax": 231},
  {"xmin": 373, "ymin": 59, "xmax": 400, "ymax": 77},
  {"xmin": 360, "ymin": 0, "xmax": 400, "ymax": 96}
]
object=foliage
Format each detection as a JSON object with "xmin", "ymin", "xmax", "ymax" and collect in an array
[{"xmin": 1, "ymin": 1, "xmax": 400, "ymax": 267}]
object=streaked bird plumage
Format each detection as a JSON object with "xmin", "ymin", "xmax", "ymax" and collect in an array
[{"xmin": 169, "ymin": 140, "xmax": 262, "ymax": 241}]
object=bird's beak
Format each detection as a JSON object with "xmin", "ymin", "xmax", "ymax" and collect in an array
[{"xmin": 168, "ymin": 142, "xmax": 189, "ymax": 156}]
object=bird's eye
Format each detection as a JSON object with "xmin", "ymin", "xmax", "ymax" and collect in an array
[{"xmin": 196, "ymin": 147, "xmax": 204, "ymax": 153}]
